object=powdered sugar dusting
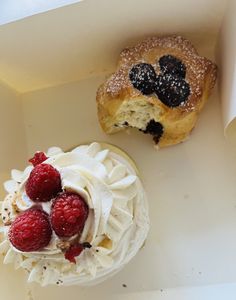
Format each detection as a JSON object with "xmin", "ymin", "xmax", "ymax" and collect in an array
[
  {"xmin": 103, "ymin": 35, "xmax": 217, "ymax": 112},
  {"xmin": 106, "ymin": 67, "xmax": 131, "ymax": 95},
  {"xmin": 119, "ymin": 35, "xmax": 197, "ymax": 65}
]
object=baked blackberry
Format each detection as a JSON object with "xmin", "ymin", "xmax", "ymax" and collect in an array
[
  {"xmin": 159, "ymin": 55, "xmax": 186, "ymax": 78},
  {"xmin": 129, "ymin": 63, "xmax": 156, "ymax": 95},
  {"xmin": 155, "ymin": 74, "xmax": 190, "ymax": 107}
]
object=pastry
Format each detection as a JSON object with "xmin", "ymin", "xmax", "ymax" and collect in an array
[
  {"xmin": 96, "ymin": 35, "xmax": 217, "ymax": 147},
  {"xmin": 0, "ymin": 142, "xmax": 149, "ymax": 286}
]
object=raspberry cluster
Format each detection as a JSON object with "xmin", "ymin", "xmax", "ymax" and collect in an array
[{"xmin": 8, "ymin": 153, "xmax": 89, "ymax": 263}]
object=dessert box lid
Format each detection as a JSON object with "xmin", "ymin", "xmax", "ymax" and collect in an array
[
  {"xmin": 0, "ymin": 0, "xmax": 226, "ymax": 93},
  {"xmin": 1, "ymin": 0, "xmax": 236, "ymax": 299}
]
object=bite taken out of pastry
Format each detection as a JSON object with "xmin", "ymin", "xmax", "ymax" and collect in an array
[{"xmin": 96, "ymin": 35, "xmax": 217, "ymax": 148}]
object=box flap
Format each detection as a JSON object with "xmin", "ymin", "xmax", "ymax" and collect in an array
[{"xmin": 0, "ymin": 0, "xmax": 226, "ymax": 93}]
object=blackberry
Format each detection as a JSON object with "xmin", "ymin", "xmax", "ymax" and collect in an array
[
  {"xmin": 155, "ymin": 74, "xmax": 190, "ymax": 107},
  {"xmin": 129, "ymin": 63, "xmax": 156, "ymax": 95},
  {"xmin": 143, "ymin": 120, "xmax": 164, "ymax": 144},
  {"xmin": 159, "ymin": 55, "xmax": 186, "ymax": 78}
]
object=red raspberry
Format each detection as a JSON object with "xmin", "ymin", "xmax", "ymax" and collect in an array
[
  {"xmin": 29, "ymin": 151, "xmax": 48, "ymax": 166},
  {"xmin": 64, "ymin": 244, "xmax": 84, "ymax": 263},
  {"xmin": 25, "ymin": 164, "xmax": 62, "ymax": 202},
  {"xmin": 50, "ymin": 192, "xmax": 89, "ymax": 238},
  {"xmin": 8, "ymin": 208, "xmax": 52, "ymax": 252}
]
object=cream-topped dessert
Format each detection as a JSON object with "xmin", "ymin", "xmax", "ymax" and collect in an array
[{"xmin": 0, "ymin": 142, "xmax": 149, "ymax": 286}]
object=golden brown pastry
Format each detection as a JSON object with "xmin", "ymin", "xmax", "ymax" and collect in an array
[{"xmin": 96, "ymin": 35, "xmax": 217, "ymax": 148}]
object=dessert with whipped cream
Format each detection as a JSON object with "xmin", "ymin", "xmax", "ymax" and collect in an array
[{"xmin": 0, "ymin": 142, "xmax": 149, "ymax": 286}]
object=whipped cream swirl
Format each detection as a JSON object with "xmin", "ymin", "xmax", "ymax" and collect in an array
[{"xmin": 0, "ymin": 142, "xmax": 149, "ymax": 286}]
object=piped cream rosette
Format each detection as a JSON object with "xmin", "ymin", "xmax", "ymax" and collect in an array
[{"xmin": 0, "ymin": 142, "xmax": 149, "ymax": 286}]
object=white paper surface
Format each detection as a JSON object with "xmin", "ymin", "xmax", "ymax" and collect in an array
[
  {"xmin": 114, "ymin": 283, "xmax": 236, "ymax": 300},
  {"xmin": 0, "ymin": 0, "xmax": 83, "ymax": 25},
  {"xmin": 219, "ymin": 0, "xmax": 236, "ymax": 144}
]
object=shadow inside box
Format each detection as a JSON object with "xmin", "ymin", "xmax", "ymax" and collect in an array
[
  {"xmin": 28, "ymin": 82, "xmax": 236, "ymax": 298},
  {"xmin": 138, "ymin": 89, "xmax": 236, "ymax": 289}
]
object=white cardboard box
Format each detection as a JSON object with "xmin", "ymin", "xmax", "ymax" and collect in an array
[{"xmin": 0, "ymin": 0, "xmax": 235, "ymax": 299}]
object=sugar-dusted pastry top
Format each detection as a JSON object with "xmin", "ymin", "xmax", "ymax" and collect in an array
[{"xmin": 97, "ymin": 35, "xmax": 217, "ymax": 147}]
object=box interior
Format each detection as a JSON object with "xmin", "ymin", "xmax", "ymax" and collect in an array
[{"xmin": 0, "ymin": 0, "xmax": 234, "ymax": 299}]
